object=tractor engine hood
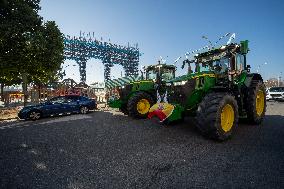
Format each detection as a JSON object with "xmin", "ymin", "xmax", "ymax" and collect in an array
[{"xmin": 166, "ymin": 71, "xmax": 215, "ymax": 84}]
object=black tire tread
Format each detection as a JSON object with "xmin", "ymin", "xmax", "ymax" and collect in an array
[
  {"xmin": 245, "ymin": 80, "xmax": 266, "ymax": 124},
  {"xmin": 196, "ymin": 92, "xmax": 239, "ymax": 141},
  {"xmin": 127, "ymin": 92, "xmax": 154, "ymax": 119}
]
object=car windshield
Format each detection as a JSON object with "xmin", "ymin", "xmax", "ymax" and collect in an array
[
  {"xmin": 49, "ymin": 96, "xmax": 66, "ymax": 103},
  {"xmin": 65, "ymin": 96, "xmax": 79, "ymax": 102},
  {"xmin": 79, "ymin": 96, "xmax": 88, "ymax": 101},
  {"xmin": 269, "ymin": 87, "xmax": 284, "ymax": 92}
]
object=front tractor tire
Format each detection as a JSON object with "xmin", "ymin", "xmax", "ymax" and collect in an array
[
  {"xmin": 196, "ymin": 92, "xmax": 239, "ymax": 141},
  {"xmin": 245, "ymin": 80, "xmax": 266, "ymax": 124},
  {"xmin": 127, "ymin": 92, "xmax": 154, "ymax": 119}
]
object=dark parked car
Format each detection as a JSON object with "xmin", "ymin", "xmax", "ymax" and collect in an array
[{"xmin": 18, "ymin": 95, "xmax": 97, "ymax": 120}]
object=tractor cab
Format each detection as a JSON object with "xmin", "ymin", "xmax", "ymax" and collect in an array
[
  {"xmin": 182, "ymin": 40, "xmax": 249, "ymax": 79},
  {"xmin": 144, "ymin": 62, "xmax": 176, "ymax": 81}
]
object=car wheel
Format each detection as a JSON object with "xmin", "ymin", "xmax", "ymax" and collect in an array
[
  {"xmin": 80, "ymin": 106, "xmax": 89, "ymax": 114},
  {"xmin": 28, "ymin": 110, "xmax": 41, "ymax": 121}
]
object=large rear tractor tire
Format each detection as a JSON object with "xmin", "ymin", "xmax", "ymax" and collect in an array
[
  {"xmin": 127, "ymin": 92, "xmax": 154, "ymax": 119},
  {"xmin": 245, "ymin": 80, "xmax": 266, "ymax": 124},
  {"xmin": 196, "ymin": 92, "xmax": 239, "ymax": 141}
]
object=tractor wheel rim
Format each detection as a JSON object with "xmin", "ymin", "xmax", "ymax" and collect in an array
[
  {"xmin": 221, "ymin": 104, "xmax": 234, "ymax": 132},
  {"xmin": 256, "ymin": 90, "xmax": 265, "ymax": 116},
  {"xmin": 30, "ymin": 112, "xmax": 40, "ymax": 119},
  {"xmin": 137, "ymin": 99, "xmax": 150, "ymax": 115},
  {"xmin": 81, "ymin": 107, "xmax": 88, "ymax": 114}
]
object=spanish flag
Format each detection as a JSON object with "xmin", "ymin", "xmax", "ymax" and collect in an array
[{"xmin": 148, "ymin": 103, "xmax": 175, "ymax": 122}]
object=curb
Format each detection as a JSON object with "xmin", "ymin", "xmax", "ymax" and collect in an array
[{"xmin": 0, "ymin": 117, "xmax": 19, "ymax": 122}]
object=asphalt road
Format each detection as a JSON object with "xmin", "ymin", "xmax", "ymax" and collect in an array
[{"xmin": 0, "ymin": 102, "xmax": 283, "ymax": 189}]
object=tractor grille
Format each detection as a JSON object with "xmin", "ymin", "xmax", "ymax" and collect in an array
[
  {"xmin": 167, "ymin": 80, "xmax": 196, "ymax": 104},
  {"xmin": 271, "ymin": 94, "xmax": 281, "ymax": 97}
]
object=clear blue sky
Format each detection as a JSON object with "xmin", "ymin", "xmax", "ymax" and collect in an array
[{"xmin": 39, "ymin": 0, "xmax": 284, "ymax": 84}]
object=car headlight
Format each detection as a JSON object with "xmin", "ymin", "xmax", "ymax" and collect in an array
[
  {"xmin": 19, "ymin": 108, "xmax": 30, "ymax": 113},
  {"xmin": 17, "ymin": 106, "xmax": 24, "ymax": 111}
]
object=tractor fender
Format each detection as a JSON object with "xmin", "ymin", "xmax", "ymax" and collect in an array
[
  {"xmin": 127, "ymin": 90, "xmax": 156, "ymax": 102},
  {"xmin": 210, "ymin": 86, "xmax": 230, "ymax": 92},
  {"xmin": 244, "ymin": 73, "xmax": 263, "ymax": 87}
]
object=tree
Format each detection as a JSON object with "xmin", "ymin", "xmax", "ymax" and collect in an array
[{"xmin": 0, "ymin": 0, "xmax": 64, "ymax": 105}]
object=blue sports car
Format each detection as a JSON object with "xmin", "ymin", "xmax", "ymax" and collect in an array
[{"xmin": 18, "ymin": 95, "xmax": 97, "ymax": 120}]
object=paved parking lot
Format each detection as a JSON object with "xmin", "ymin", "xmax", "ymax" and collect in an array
[{"xmin": 0, "ymin": 101, "xmax": 283, "ymax": 189}]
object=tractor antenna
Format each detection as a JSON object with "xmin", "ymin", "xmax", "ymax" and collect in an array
[
  {"xmin": 174, "ymin": 56, "xmax": 182, "ymax": 64},
  {"xmin": 174, "ymin": 33, "xmax": 234, "ymax": 66},
  {"xmin": 202, "ymin": 35, "xmax": 213, "ymax": 49},
  {"xmin": 159, "ymin": 56, "xmax": 167, "ymax": 64},
  {"xmin": 214, "ymin": 33, "xmax": 231, "ymax": 46},
  {"xmin": 226, "ymin": 33, "xmax": 236, "ymax": 45}
]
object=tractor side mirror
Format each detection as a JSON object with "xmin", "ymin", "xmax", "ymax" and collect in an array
[{"xmin": 246, "ymin": 65, "xmax": 251, "ymax": 72}]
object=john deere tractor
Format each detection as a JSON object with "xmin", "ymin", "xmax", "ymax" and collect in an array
[
  {"xmin": 106, "ymin": 62, "xmax": 176, "ymax": 118},
  {"xmin": 148, "ymin": 40, "xmax": 266, "ymax": 140}
]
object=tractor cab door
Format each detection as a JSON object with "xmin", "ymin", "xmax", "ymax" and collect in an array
[{"xmin": 235, "ymin": 53, "xmax": 245, "ymax": 73}]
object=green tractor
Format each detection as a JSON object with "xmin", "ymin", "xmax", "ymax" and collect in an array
[
  {"xmin": 148, "ymin": 40, "xmax": 266, "ymax": 140},
  {"xmin": 106, "ymin": 62, "xmax": 176, "ymax": 118}
]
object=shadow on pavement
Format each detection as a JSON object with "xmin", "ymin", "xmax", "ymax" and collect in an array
[{"xmin": 1, "ymin": 109, "xmax": 284, "ymax": 188}]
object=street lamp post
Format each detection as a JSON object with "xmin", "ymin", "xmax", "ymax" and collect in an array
[{"xmin": 278, "ymin": 72, "xmax": 282, "ymax": 87}]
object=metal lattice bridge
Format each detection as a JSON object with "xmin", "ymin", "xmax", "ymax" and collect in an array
[{"xmin": 64, "ymin": 33, "xmax": 140, "ymax": 82}]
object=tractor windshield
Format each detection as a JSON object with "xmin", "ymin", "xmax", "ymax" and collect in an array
[
  {"xmin": 197, "ymin": 51, "xmax": 246, "ymax": 74},
  {"xmin": 146, "ymin": 66, "xmax": 175, "ymax": 81},
  {"xmin": 146, "ymin": 70, "xmax": 157, "ymax": 80},
  {"xmin": 198, "ymin": 57, "xmax": 230, "ymax": 73},
  {"xmin": 161, "ymin": 68, "xmax": 175, "ymax": 80}
]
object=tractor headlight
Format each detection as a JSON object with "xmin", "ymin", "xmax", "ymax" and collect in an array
[{"xmin": 173, "ymin": 81, "xmax": 187, "ymax": 86}]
